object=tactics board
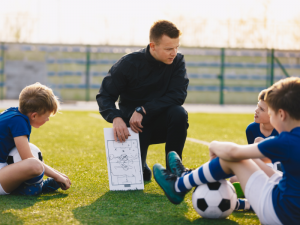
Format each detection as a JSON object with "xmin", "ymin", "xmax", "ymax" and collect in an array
[{"xmin": 104, "ymin": 128, "xmax": 144, "ymax": 191}]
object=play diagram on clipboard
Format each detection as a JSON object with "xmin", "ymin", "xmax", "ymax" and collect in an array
[{"xmin": 104, "ymin": 128, "xmax": 144, "ymax": 191}]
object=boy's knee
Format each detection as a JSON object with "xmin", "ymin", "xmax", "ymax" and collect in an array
[{"xmin": 26, "ymin": 158, "xmax": 44, "ymax": 175}]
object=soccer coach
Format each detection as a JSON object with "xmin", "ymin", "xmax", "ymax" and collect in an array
[{"xmin": 96, "ymin": 20, "xmax": 189, "ymax": 181}]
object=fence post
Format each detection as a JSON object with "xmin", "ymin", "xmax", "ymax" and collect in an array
[
  {"xmin": 0, "ymin": 42, "xmax": 4, "ymax": 100},
  {"xmin": 219, "ymin": 48, "xmax": 225, "ymax": 105},
  {"xmin": 85, "ymin": 45, "xmax": 90, "ymax": 101},
  {"xmin": 266, "ymin": 49, "xmax": 270, "ymax": 88},
  {"xmin": 275, "ymin": 57, "xmax": 290, "ymax": 78},
  {"xmin": 270, "ymin": 48, "xmax": 275, "ymax": 86}
]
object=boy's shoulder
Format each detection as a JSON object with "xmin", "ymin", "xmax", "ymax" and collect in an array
[
  {"xmin": 0, "ymin": 107, "xmax": 29, "ymax": 124},
  {"xmin": 280, "ymin": 127, "xmax": 300, "ymax": 140},
  {"xmin": 246, "ymin": 122, "xmax": 259, "ymax": 132},
  {"xmin": 260, "ymin": 127, "xmax": 300, "ymax": 148}
]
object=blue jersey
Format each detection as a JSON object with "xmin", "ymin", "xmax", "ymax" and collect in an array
[
  {"xmin": 246, "ymin": 122, "xmax": 279, "ymax": 144},
  {"xmin": 0, "ymin": 107, "xmax": 31, "ymax": 163},
  {"xmin": 258, "ymin": 127, "xmax": 300, "ymax": 224}
]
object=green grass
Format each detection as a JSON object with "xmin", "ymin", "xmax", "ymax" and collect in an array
[{"xmin": 0, "ymin": 110, "xmax": 260, "ymax": 224}]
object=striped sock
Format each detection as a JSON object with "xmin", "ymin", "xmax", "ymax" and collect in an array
[
  {"xmin": 235, "ymin": 199, "xmax": 253, "ymax": 211},
  {"xmin": 175, "ymin": 157, "xmax": 233, "ymax": 193},
  {"xmin": 24, "ymin": 169, "xmax": 44, "ymax": 185},
  {"xmin": 181, "ymin": 169, "xmax": 193, "ymax": 177}
]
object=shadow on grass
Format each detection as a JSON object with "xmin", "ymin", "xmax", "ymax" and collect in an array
[
  {"xmin": 0, "ymin": 192, "xmax": 68, "ymax": 224},
  {"xmin": 190, "ymin": 217, "xmax": 240, "ymax": 225},
  {"xmin": 73, "ymin": 191, "xmax": 239, "ymax": 225},
  {"xmin": 231, "ymin": 211, "xmax": 258, "ymax": 220}
]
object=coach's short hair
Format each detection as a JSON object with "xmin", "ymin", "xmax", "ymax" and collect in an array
[
  {"xmin": 258, "ymin": 89, "xmax": 267, "ymax": 101},
  {"xmin": 264, "ymin": 77, "xmax": 300, "ymax": 120},
  {"xmin": 149, "ymin": 20, "xmax": 181, "ymax": 44},
  {"xmin": 19, "ymin": 82, "xmax": 60, "ymax": 115}
]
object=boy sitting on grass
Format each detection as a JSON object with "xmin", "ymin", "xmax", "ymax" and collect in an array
[
  {"xmin": 0, "ymin": 83, "xmax": 71, "ymax": 196},
  {"xmin": 154, "ymin": 77, "xmax": 300, "ymax": 224},
  {"xmin": 245, "ymin": 89, "xmax": 279, "ymax": 166},
  {"xmin": 231, "ymin": 89, "xmax": 280, "ymax": 210}
]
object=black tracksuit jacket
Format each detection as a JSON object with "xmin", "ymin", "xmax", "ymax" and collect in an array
[{"xmin": 96, "ymin": 45, "xmax": 189, "ymax": 124}]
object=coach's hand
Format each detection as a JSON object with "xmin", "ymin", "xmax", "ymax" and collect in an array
[
  {"xmin": 113, "ymin": 117, "xmax": 130, "ymax": 142},
  {"xmin": 129, "ymin": 111, "xmax": 144, "ymax": 133}
]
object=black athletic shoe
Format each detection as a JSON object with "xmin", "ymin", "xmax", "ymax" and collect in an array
[
  {"xmin": 11, "ymin": 182, "xmax": 42, "ymax": 196},
  {"xmin": 42, "ymin": 178, "xmax": 60, "ymax": 193},
  {"xmin": 143, "ymin": 162, "xmax": 152, "ymax": 181}
]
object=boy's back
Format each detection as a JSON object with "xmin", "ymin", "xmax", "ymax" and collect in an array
[
  {"xmin": 0, "ymin": 107, "xmax": 31, "ymax": 163},
  {"xmin": 258, "ymin": 127, "xmax": 300, "ymax": 224}
]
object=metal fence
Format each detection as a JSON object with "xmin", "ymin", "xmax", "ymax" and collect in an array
[{"xmin": 0, "ymin": 43, "xmax": 299, "ymax": 104}]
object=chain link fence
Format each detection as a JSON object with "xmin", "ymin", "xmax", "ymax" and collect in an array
[{"xmin": 0, "ymin": 43, "xmax": 299, "ymax": 104}]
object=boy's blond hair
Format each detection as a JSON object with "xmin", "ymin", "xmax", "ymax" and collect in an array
[
  {"xmin": 19, "ymin": 82, "xmax": 60, "ymax": 115},
  {"xmin": 265, "ymin": 77, "xmax": 300, "ymax": 120}
]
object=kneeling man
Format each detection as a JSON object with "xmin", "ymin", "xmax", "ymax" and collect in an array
[{"xmin": 96, "ymin": 20, "xmax": 189, "ymax": 181}]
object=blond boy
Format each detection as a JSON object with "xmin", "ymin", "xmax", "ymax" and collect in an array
[{"xmin": 0, "ymin": 83, "xmax": 71, "ymax": 195}]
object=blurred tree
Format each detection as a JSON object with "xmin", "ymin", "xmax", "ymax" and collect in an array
[{"xmin": 4, "ymin": 12, "xmax": 35, "ymax": 43}]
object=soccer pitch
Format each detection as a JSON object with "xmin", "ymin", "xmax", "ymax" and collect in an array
[{"xmin": 0, "ymin": 110, "xmax": 260, "ymax": 224}]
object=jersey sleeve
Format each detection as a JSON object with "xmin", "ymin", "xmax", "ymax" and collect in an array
[
  {"xmin": 257, "ymin": 134, "xmax": 290, "ymax": 163},
  {"xmin": 96, "ymin": 57, "xmax": 131, "ymax": 123},
  {"xmin": 246, "ymin": 125, "xmax": 254, "ymax": 144},
  {"xmin": 8, "ymin": 116, "xmax": 31, "ymax": 138}
]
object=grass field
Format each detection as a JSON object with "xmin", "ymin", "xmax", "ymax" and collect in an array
[{"xmin": 0, "ymin": 110, "xmax": 261, "ymax": 224}]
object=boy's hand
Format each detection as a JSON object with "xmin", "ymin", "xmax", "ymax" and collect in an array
[
  {"xmin": 254, "ymin": 137, "xmax": 264, "ymax": 143},
  {"xmin": 55, "ymin": 175, "xmax": 71, "ymax": 190}
]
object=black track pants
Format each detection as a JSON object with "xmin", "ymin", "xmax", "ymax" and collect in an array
[{"xmin": 138, "ymin": 105, "xmax": 189, "ymax": 170}]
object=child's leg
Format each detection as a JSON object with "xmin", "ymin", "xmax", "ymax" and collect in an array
[
  {"xmin": 219, "ymin": 159, "xmax": 268, "ymax": 193},
  {"xmin": 155, "ymin": 156, "xmax": 273, "ymax": 204},
  {"xmin": 222, "ymin": 159, "xmax": 281, "ymax": 224},
  {"xmin": 0, "ymin": 158, "xmax": 44, "ymax": 193}
]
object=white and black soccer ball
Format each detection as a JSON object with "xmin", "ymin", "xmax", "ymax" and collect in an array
[
  {"xmin": 6, "ymin": 143, "xmax": 43, "ymax": 164},
  {"xmin": 192, "ymin": 179, "xmax": 237, "ymax": 219}
]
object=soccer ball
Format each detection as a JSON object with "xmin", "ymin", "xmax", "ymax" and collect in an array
[
  {"xmin": 192, "ymin": 179, "xmax": 237, "ymax": 219},
  {"xmin": 6, "ymin": 143, "xmax": 43, "ymax": 164}
]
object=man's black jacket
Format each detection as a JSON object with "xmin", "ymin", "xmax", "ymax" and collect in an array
[{"xmin": 96, "ymin": 45, "xmax": 189, "ymax": 123}]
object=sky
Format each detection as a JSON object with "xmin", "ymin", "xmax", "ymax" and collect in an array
[{"xmin": 0, "ymin": 0, "xmax": 300, "ymax": 49}]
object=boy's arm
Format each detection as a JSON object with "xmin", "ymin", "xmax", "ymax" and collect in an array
[
  {"xmin": 245, "ymin": 127, "xmax": 254, "ymax": 144},
  {"xmin": 209, "ymin": 141, "xmax": 265, "ymax": 161},
  {"xmin": 43, "ymin": 163, "xmax": 71, "ymax": 190},
  {"xmin": 14, "ymin": 136, "xmax": 35, "ymax": 159},
  {"xmin": 14, "ymin": 136, "xmax": 71, "ymax": 190}
]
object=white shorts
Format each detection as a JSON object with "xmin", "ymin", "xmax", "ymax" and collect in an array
[
  {"xmin": 0, "ymin": 162, "xmax": 9, "ymax": 195},
  {"xmin": 245, "ymin": 170, "xmax": 282, "ymax": 225}
]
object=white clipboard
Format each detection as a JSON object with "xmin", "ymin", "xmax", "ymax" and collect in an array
[{"xmin": 104, "ymin": 128, "xmax": 144, "ymax": 191}]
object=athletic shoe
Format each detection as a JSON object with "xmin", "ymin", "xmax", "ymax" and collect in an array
[
  {"xmin": 233, "ymin": 182, "xmax": 245, "ymax": 198},
  {"xmin": 42, "ymin": 178, "xmax": 60, "ymax": 193},
  {"xmin": 167, "ymin": 151, "xmax": 192, "ymax": 177},
  {"xmin": 11, "ymin": 182, "xmax": 42, "ymax": 196},
  {"xmin": 143, "ymin": 162, "xmax": 152, "ymax": 181},
  {"xmin": 153, "ymin": 163, "xmax": 187, "ymax": 205}
]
